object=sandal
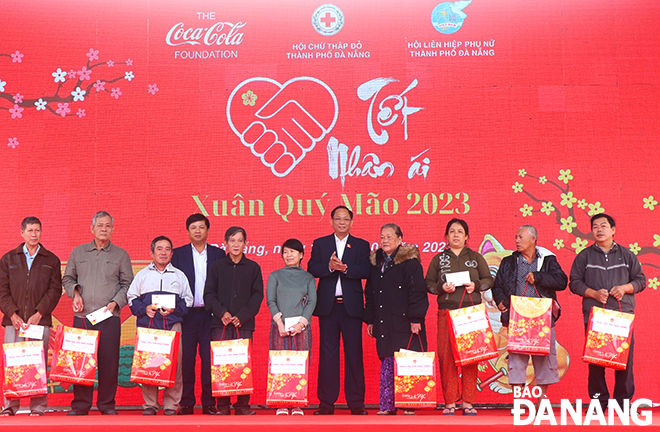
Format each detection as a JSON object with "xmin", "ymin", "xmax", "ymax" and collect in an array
[
  {"xmin": 377, "ymin": 410, "xmax": 397, "ymax": 415},
  {"xmin": 29, "ymin": 411, "xmax": 44, "ymax": 416},
  {"xmin": 0, "ymin": 408, "xmax": 15, "ymax": 416},
  {"xmin": 462, "ymin": 407, "xmax": 477, "ymax": 416},
  {"xmin": 443, "ymin": 405, "xmax": 456, "ymax": 416},
  {"xmin": 403, "ymin": 409, "xmax": 415, "ymax": 415}
]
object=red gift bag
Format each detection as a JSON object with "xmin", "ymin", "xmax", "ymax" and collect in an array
[
  {"xmin": 583, "ymin": 305, "xmax": 634, "ymax": 370},
  {"xmin": 3, "ymin": 341, "xmax": 47, "ymax": 399},
  {"xmin": 130, "ymin": 327, "xmax": 180, "ymax": 387},
  {"xmin": 50, "ymin": 325, "xmax": 99, "ymax": 386},
  {"xmin": 448, "ymin": 303, "xmax": 498, "ymax": 366},
  {"xmin": 507, "ymin": 283, "xmax": 553, "ymax": 355},
  {"xmin": 266, "ymin": 350, "xmax": 309, "ymax": 407},
  {"xmin": 394, "ymin": 335, "xmax": 437, "ymax": 409},
  {"xmin": 211, "ymin": 330, "xmax": 253, "ymax": 397}
]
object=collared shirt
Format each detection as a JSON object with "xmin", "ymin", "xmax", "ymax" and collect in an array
[
  {"xmin": 334, "ymin": 234, "xmax": 348, "ymax": 296},
  {"xmin": 23, "ymin": 244, "xmax": 41, "ymax": 271},
  {"xmin": 127, "ymin": 262, "xmax": 193, "ymax": 307},
  {"xmin": 62, "ymin": 240, "xmax": 133, "ymax": 317},
  {"xmin": 191, "ymin": 243, "xmax": 207, "ymax": 307},
  {"xmin": 516, "ymin": 251, "xmax": 540, "ymax": 297}
]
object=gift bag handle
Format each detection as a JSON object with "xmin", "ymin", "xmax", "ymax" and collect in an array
[
  {"xmin": 291, "ymin": 334, "xmax": 298, "ymax": 351},
  {"xmin": 458, "ymin": 287, "xmax": 475, "ymax": 308},
  {"xmin": 523, "ymin": 281, "xmax": 542, "ymax": 298},
  {"xmin": 406, "ymin": 332, "xmax": 427, "ymax": 352},
  {"xmin": 220, "ymin": 325, "xmax": 240, "ymax": 341}
]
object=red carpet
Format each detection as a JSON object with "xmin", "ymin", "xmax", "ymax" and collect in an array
[{"xmin": 1, "ymin": 408, "xmax": 658, "ymax": 431}]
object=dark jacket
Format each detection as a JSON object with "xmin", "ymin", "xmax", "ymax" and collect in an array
[
  {"xmin": 204, "ymin": 255, "xmax": 264, "ymax": 332},
  {"xmin": 171, "ymin": 243, "xmax": 226, "ymax": 300},
  {"xmin": 364, "ymin": 245, "xmax": 429, "ymax": 359},
  {"xmin": 569, "ymin": 242, "xmax": 645, "ymax": 316},
  {"xmin": 308, "ymin": 233, "xmax": 371, "ymax": 318},
  {"xmin": 425, "ymin": 247, "xmax": 493, "ymax": 310},
  {"xmin": 491, "ymin": 247, "xmax": 568, "ymax": 326},
  {"xmin": 0, "ymin": 243, "xmax": 62, "ymax": 327},
  {"xmin": 129, "ymin": 291, "xmax": 188, "ymax": 329}
]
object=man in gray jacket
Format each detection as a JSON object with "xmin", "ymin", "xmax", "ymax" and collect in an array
[
  {"xmin": 569, "ymin": 213, "xmax": 645, "ymax": 411},
  {"xmin": 63, "ymin": 211, "xmax": 133, "ymax": 415}
]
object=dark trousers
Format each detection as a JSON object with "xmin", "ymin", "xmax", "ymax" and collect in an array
[
  {"xmin": 180, "ymin": 309, "xmax": 214, "ymax": 407},
  {"xmin": 317, "ymin": 302, "xmax": 365, "ymax": 410},
  {"xmin": 211, "ymin": 326, "xmax": 252, "ymax": 409},
  {"xmin": 585, "ymin": 319, "xmax": 635, "ymax": 408},
  {"xmin": 71, "ymin": 316, "xmax": 120, "ymax": 413}
]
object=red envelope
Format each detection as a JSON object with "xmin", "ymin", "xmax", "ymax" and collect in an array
[
  {"xmin": 211, "ymin": 339, "xmax": 253, "ymax": 396},
  {"xmin": 50, "ymin": 325, "xmax": 99, "ymax": 386},
  {"xmin": 130, "ymin": 327, "xmax": 179, "ymax": 387},
  {"xmin": 394, "ymin": 351, "xmax": 437, "ymax": 409},
  {"xmin": 266, "ymin": 350, "xmax": 309, "ymax": 407},
  {"xmin": 507, "ymin": 295, "xmax": 552, "ymax": 355},
  {"xmin": 3, "ymin": 341, "xmax": 47, "ymax": 399},
  {"xmin": 583, "ymin": 306, "xmax": 635, "ymax": 370},
  {"xmin": 448, "ymin": 304, "xmax": 498, "ymax": 366}
]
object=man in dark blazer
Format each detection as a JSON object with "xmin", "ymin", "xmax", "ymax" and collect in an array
[
  {"xmin": 308, "ymin": 206, "xmax": 372, "ymax": 415},
  {"xmin": 171, "ymin": 214, "xmax": 225, "ymax": 415}
]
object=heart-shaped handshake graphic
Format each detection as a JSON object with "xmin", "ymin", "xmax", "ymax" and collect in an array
[{"xmin": 226, "ymin": 77, "xmax": 338, "ymax": 177}]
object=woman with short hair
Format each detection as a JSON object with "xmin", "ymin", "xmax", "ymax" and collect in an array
[{"xmin": 266, "ymin": 238, "xmax": 317, "ymax": 416}]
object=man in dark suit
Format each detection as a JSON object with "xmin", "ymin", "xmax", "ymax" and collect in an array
[
  {"xmin": 171, "ymin": 214, "xmax": 225, "ymax": 415},
  {"xmin": 308, "ymin": 206, "xmax": 372, "ymax": 415}
]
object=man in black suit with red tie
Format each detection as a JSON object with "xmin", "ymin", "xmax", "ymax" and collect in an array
[
  {"xmin": 171, "ymin": 214, "xmax": 225, "ymax": 415},
  {"xmin": 308, "ymin": 206, "xmax": 372, "ymax": 415}
]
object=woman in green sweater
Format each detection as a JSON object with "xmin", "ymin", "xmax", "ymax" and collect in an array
[
  {"xmin": 266, "ymin": 238, "xmax": 317, "ymax": 416},
  {"xmin": 425, "ymin": 219, "xmax": 493, "ymax": 416}
]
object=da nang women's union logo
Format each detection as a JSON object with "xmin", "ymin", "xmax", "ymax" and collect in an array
[{"xmin": 431, "ymin": 0, "xmax": 472, "ymax": 34}]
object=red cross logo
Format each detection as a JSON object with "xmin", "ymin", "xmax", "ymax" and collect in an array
[{"xmin": 320, "ymin": 12, "xmax": 336, "ymax": 28}]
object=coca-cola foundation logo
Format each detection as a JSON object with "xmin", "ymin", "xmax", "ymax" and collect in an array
[
  {"xmin": 166, "ymin": 19, "xmax": 246, "ymax": 60},
  {"xmin": 166, "ymin": 22, "xmax": 245, "ymax": 46}
]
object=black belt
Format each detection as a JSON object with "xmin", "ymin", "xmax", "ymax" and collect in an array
[
  {"xmin": 191, "ymin": 307, "xmax": 207, "ymax": 312},
  {"xmin": 335, "ymin": 296, "xmax": 344, "ymax": 303}
]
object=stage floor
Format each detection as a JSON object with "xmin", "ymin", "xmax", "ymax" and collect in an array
[{"xmin": 2, "ymin": 407, "xmax": 658, "ymax": 431}]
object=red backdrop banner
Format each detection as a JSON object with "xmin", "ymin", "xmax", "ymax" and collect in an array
[{"xmin": 1, "ymin": 0, "xmax": 659, "ymax": 406}]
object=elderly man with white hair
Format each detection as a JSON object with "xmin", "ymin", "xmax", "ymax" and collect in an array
[{"xmin": 491, "ymin": 225, "xmax": 568, "ymax": 409}]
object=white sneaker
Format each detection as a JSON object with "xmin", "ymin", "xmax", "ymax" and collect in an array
[
  {"xmin": 291, "ymin": 408, "xmax": 304, "ymax": 416},
  {"xmin": 276, "ymin": 408, "xmax": 289, "ymax": 415}
]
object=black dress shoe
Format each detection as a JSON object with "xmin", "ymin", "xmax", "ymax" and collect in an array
[
  {"xmin": 216, "ymin": 406, "xmax": 231, "ymax": 415},
  {"xmin": 313, "ymin": 408, "xmax": 334, "ymax": 415},
  {"xmin": 350, "ymin": 407, "xmax": 368, "ymax": 415},
  {"xmin": 102, "ymin": 409, "xmax": 118, "ymax": 415},
  {"xmin": 178, "ymin": 406, "xmax": 194, "ymax": 415},
  {"xmin": 202, "ymin": 406, "xmax": 220, "ymax": 415},
  {"xmin": 234, "ymin": 407, "xmax": 256, "ymax": 415},
  {"xmin": 67, "ymin": 409, "xmax": 88, "ymax": 416},
  {"xmin": 142, "ymin": 407, "xmax": 157, "ymax": 416},
  {"xmin": 164, "ymin": 409, "xmax": 177, "ymax": 416}
]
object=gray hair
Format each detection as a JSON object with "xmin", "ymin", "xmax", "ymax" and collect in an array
[
  {"xmin": 519, "ymin": 224, "xmax": 538, "ymax": 241},
  {"xmin": 92, "ymin": 211, "xmax": 114, "ymax": 226},
  {"xmin": 381, "ymin": 223, "xmax": 403, "ymax": 238}
]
